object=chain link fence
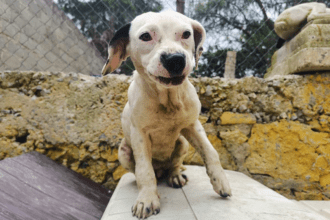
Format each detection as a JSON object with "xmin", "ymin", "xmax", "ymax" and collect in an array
[{"xmin": 0, "ymin": 0, "xmax": 328, "ymax": 78}]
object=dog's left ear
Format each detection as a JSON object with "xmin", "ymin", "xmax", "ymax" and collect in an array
[
  {"xmin": 191, "ymin": 20, "xmax": 206, "ymax": 70},
  {"xmin": 102, "ymin": 23, "xmax": 131, "ymax": 75}
]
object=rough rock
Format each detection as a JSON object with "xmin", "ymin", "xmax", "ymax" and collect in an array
[
  {"xmin": 220, "ymin": 112, "xmax": 256, "ymax": 125},
  {"xmin": 1, "ymin": 71, "xmax": 330, "ymax": 200},
  {"xmin": 266, "ymin": 18, "xmax": 330, "ymax": 78}
]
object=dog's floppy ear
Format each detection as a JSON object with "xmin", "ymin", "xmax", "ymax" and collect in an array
[
  {"xmin": 191, "ymin": 20, "xmax": 206, "ymax": 70},
  {"xmin": 102, "ymin": 23, "xmax": 131, "ymax": 75}
]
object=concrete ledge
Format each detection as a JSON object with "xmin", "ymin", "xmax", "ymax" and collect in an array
[
  {"xmin": 101, "ymin": 166, "xmax": 328, "ymax": 220},
  {"xmin": 265, "ymin": 19, "xmax": 330, "ymax": 78}
]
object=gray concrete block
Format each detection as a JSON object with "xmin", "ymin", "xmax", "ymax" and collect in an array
[
  {"xmin": 61, "ymin": 65, "xmax": 76, "ymax": 73},
  {"xmin": 1, "ymin": 6, "xmax": 14, "ymax": 22},
  {"xmin": 20, "ymin": 7, "xmax": 34, "ymax": 22},
  {"xmin": 14, "ymin": 15, "xmax": 29, "ymax": 29},
  {"xmin": 2, "ymin": 22, "xmax": 20, "ymax": 38},
  {"xmin": 5, "ymin": 54, "xmax": 23, "ymax": 69},
  {"xmin": 60, "ymin": 20, "xmax": 73, "ymax": 35},
  {"xmin": 0, "ymin": 34, "xmax": 9, "ymax": 49},
  {"xmin": 46, "ymin": 65, "xmax": 61, "ymax": 72},
  {"xmin": 19, "ymin": 0, "xmax": 34, "ymax": 7},
  {"xmin": 36, "ymin": 44, "xmax": 49, "ymax": 56},
  {"xmin": 77, "ymin": 41, "xmax": 90, "ymax": 53},
  {"xmin": 38, "ymin": 11, "xmax": 50, "ymax": 24},
  {"xmin": 5, "ymin": 0, "xmax": 16, "ymax": 6},
  {"xmin": 0, "ymin": 48, "xmax": 12, "ymax": 63},
  {"xmin": 53, "ymin": 58, "xmax": 68, "ymax": 71},
  {"xmin": 44, "ymin": 19, "xmax": 57, "ymax": 35},
  {"xmin": 44, "ymin": 51, "xmax": 58, "ymax": 63},
  {"xmin": 1, "ymin": 0, "xmax": 104, "ymax": 75},
  {"xmin": 14, "ymin": 32, "xmax": 28, "ymax": 45},
  {"xmin": 6, "ymin": 40, "xmax": 20, "ymax": 54},
  {"xmin": 53, "ymin": 28, "xmax": 66, "ymax": 42},
  {"xmin": 28, "ymin": 0, "xmax": 41, "ymax": 15},
  {"xmin": 61, "ymin": 52, "xmax": 74, "ymax": 64},
  {"xmin": 14, "ymin": 47, "xmax": 30, "ymax": 60},
  {"xmin": 23, "ymin": 38, "xmax": 38, "ymax": 50},
  {"xmin": 9, "ymin": 0, "xmax": 26, "ymax": 14},
  {"xmin": 22, "ymin": 23, "xmax": 35, "ymax": 37},
  {"xmin": 37, "ymin": 57, "xmax": 51, "ymax": 70},
  {"xmin": 22, "ymin": 53, "xmax": 39, "ymax": 69},
  {"xmin": 69, "ymin": 45, "xmax": 84, "ymax": 59},
  {"xmin": 32, "ymin": 30, "xmax": 45, "ymax": 44},
  {"xmin": 29, "ymin": 16, "xmax": 43, "ymax": 30},
  {"xmin": 0, "ymin": 0, "xmax": 10, "ymax": 11},
  {"xmin": 63, "ymin": 37, "xmax": 74, "ymax": 49}
]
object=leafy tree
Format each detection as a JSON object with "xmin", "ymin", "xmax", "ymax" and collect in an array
[
  {"xmin": 56, "ymin": 0, "xmax": 163, "ymax": 75},
  {"xmin": 191, "ymin": 0, "xmax": 329, "ymax": 78}
]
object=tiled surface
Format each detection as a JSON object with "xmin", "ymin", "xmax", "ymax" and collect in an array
[
  {"xmin": 101, "ymin": 166, "xmax": 329, "ymax": 220},
  {"xmin": 295, "ymin": 201, "xmax": 330, "ymax": 219}
]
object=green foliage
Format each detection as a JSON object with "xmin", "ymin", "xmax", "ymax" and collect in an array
[
  {"xmin": 192, "ymin": 0, "xmax": 330, "ymax": 78},
  {"xmin": 57, "ymin": 0, "xmax": 162, "ymax": 39}
]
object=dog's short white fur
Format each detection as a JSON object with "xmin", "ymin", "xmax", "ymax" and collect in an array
[
  {"xmin": 275, "ymin": 2, "xmax": 330, "ymax": 40},
  {"xmin": 102, "ymin": 11, "xmax": 231, "ymax": 219}
]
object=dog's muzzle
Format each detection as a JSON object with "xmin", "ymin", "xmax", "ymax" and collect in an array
[
  {"xmin": 160, "ymin": 53, "xmax": 186, "ymax": 76},
  {"xmin": 158, "ymin": 53, "xmax": 186, "ymax": 85}
]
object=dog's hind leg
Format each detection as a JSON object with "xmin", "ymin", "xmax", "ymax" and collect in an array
[
  {"xmin": 167, "ymin": 135, "xmax": 189, "ymax": 188},
  {"xmin": 118, "ymin": 138, "xmax": 135, "ymax": 173}
]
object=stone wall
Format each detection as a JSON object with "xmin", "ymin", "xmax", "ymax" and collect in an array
[
  {"xmin": 0, "ymin": 71, "xmax": 329, "ymax": 200},
  {"xmin": 0, "ymin": 0, "xmax": 104, "ymax": 75}
]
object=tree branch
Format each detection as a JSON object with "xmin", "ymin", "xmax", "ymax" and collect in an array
[{"xmin": 254, "ymin": 0, "xmax": 274, "ymax": 31}]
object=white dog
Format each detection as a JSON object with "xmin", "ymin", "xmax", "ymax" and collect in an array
[
  {"xmin": 275, "ymin": 2, "xmax": 330, "ymax": 40},
  {"xmin": 102, "ymin": 11, "xmax": 231, "ymax": 219}
]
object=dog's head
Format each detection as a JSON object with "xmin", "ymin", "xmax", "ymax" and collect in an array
[{"xmin": 102, "ymin": 11, "xmax": 206, "ymax": 87}]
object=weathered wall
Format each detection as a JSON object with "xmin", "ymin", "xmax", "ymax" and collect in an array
[
  {"xmin": 0, "ymin": 71, "xmax": 329, "ymax": 200},
  {"xmin": 0, "ymin": 0, "xmax": 104, "ymax": 75}
]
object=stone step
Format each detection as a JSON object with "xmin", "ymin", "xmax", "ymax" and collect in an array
[
  {"xmin": 101, "ymin": 165, "xmax": 328, "ymax": 220},
  {"xmin": 291, "ymin": 200, "xmax": 330, "ymax": 219}
]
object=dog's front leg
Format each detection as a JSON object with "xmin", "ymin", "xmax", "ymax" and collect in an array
[
  {"xmin": 182, "ymin": 120, "xmax": 232, "ymax": 197},
  {"xmin": 130, "ymin": 127, "xmax": 160, "ymax": 219}
]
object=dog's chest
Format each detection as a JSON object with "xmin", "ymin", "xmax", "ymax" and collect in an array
[{"xmin": 146, "ymin": 102, "xmax": 198, "ymax": 160}]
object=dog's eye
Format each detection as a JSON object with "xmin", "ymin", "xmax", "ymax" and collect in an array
[
  {"xmin": 182, "ymin": 31, "xmax": 191, "ymax": 39},
  {"xmin": 139, "ymin": 33, "xmax": 152, "ymax": 41}
]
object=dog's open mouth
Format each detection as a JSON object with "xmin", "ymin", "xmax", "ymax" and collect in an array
[{"xmin": 156, "ymin": 75, "xmax": 186, "ymax": 85}]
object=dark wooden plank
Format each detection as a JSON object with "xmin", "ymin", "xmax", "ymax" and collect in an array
[
  {"xmin": 0, "ymin": 168, "xmax": 96, "ymax": 220},
  {"xmin": 10, "ymin": 152, "xmax": 111, "ymax": 204},
  {"xmin": 0, "ymin": 158, "xmax": 105, "ymax": 217},
  {"xmin": 0, "ymin": 190, "xmax": 45, "ymax": 220}
]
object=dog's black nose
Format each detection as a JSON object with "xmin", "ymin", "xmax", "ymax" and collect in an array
[{"xmin": 160, "ymin": 53, "xmax": 186, "ymax": 76}]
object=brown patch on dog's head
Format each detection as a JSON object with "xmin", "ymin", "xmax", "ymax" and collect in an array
[
  {"xmin": 191, "ymin": 20, "xmax": 206, "ymax": 70},
  {"xmin": 102, "ymin": 23, "xmax": 131, "ymax": 75}
]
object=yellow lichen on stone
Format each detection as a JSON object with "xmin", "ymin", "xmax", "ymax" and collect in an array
[
  {"xmin": 245, "ymin": 120, "xmax": 330, "ymax": 183},
  {"xmin": 314, "ymin": 156, "xmax": 328, "ymax": 169},
  {"xmin": 183, "ymin": 134, "xmax": 237, "ymax": 170},
  {"xmin": 220, "ymin": 112, "xmax": 256, "ymax": 125},
  {"xmin": 320, "ymin": 173, "xmax": 330, "ymax": 187},
  {"xmin": 113, "ymin": 165, "xmax": 128, "ymax": 181},
  {"xmin": 101, "ymin": 148, "xmax": 118, "ymax": 162},
  {"xmin": 220, "ymin": 129, "xmax": 248, "ymax": 146},
  {"xmin": 198, "ymin": 115, "xmax": 208, "ymax": 124},
  {"xmin": 295, "ymin": 191, "xmax": 323, "ymax": 200}
]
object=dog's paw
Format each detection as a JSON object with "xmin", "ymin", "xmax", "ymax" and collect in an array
[
  {"xmin": 132, "ymin": 191, "xmax": 160, "ymax": 219},
  {"xmin": 210, "ymin": 170, "xmax": 232, "ymax": 198},
  {"xmin": 167, "ymin": 172, "xmax": 188, "ymax": 188}
]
